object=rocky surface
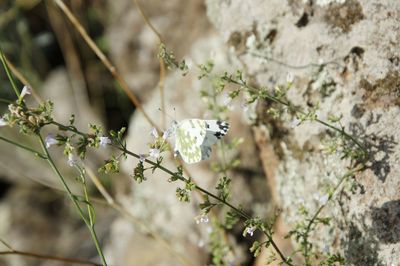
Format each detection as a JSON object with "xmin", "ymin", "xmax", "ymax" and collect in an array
[{"xmin": 207, "ymin": 0, "xmax": 400, "ymax": 264}]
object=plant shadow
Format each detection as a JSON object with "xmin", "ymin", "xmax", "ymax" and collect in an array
[
  {"xmin": 349, "ymin": 112, "xmax": 397, "ymax": 182},
  {"xmin": 371, "ymin": 200, "xmax": 400, "ymax": 244}
]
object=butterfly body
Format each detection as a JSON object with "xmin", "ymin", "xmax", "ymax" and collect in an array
[{"xmin": 173, "ymin": 119, "xmax": 229, "ymax": 164}]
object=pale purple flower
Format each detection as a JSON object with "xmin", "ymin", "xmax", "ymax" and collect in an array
[
  {"xmin": 317, "ymin": 194, "xmax": 329, "ymax": 205},
  {"xmin": 150, "ymin": 127, "xmax": 159, "ymax": 138},
  {"xmin": 0, "ymin": 117, "xmax": 7, "ymax": 127},
  {"xmin": 20, "ymin": 85, "xmax": 32, "ymax": 99},
  {"xmin": 322, "ymin": 245, "xmax": 330, "ymax": 253},
  {"xmin": 99, "ymin": 136, "xmax": 111, "ymax": 147},
  {"xmin": 162, "ymin": 127, "xmax": 174, "ymax": 140},
  {"xmin": 139, "ymin": 154, "xmax": 146, "ymax": 163},
  {"xmin": 245, "ymin": 226, "xmax": 255, "ymax": 237},
  {"xmin": 241, "ymin": 101, "xmax": 249, "ymax": 112},
  {"xmin": 149, "ymin": 148, "xmax": 160, "ymax": 159},
  {"xmin": 290, "ymin": 118, "xmax": 301, "ymax": 128},
  {"xmin": 45, "ymin": 134, "xmax": 58, "ymax": 148},
  {"xmin": 67, "ymin": 154, "xmax": 77, "ymax": 167}
]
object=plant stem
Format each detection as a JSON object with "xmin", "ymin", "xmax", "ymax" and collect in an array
[
  {"xmin": 227, "ymin": 78, "xmax": 367, "ymax": 157},
  {"xmin": 302, "ymin": 165, "xmax": 365, "ymax": 264},
  {"xmin": 0, "ymin": 251, "xmax": 102, "ymax": 266},
  {"xmin": 37, "ymin": 133, "xmax": 107, "ymax": 266},
  {"xmin": 119, "ymin": 145, "xmax": 292, "ymax": 265},
  {"xmin": 51, "ymin": 119, "xmax": 291, "ymax": 264},
  {"xmin": 0, "ymin": 47, "xmax": 20, "ymax": 98},
  {"xmin": 0, "ymin": 135, "xmax": 47, "ymax": 159}
]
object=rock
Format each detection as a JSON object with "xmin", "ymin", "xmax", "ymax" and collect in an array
[{"xmin": 206, "ymin": 0, "xmax": 400, "ymax": 264}]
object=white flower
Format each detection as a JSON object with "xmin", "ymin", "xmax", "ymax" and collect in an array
[
  {"xmin": 20, "ymin": 85, "xmax": 32, "ymax": 99},
  {"xmin": 286, "ymin": 72, "xmax": 294, "ymax": 84},
  {"xmin": 318, "ymin": 194, "xmax": 329, "ymax": 205},
  {"xmin": 322, "ymin": 245, "xmax": 330, "ymax": 253},
  {"xmin": 45, "ymin": 134, "xmax": 58, "ymax": 148},
  {"xmin": 241, "ymin": 101, "xmax": 249, "ymax": 111},
  {"xmin": 245, "ymin": 226, "xmax": 255, "ymax": 237},
  {"xmin": 99, "ymin": 136, "xmax": 111, "ymax": 147},
  {"xmin": 290, "ymin": 118, "xmax": 301, "ymax": 128},
  {"xmin": 162, "ymin": 127, "xmax": 174, "ymax": 140},
  {"xmin": 222, "ymin": 92, "xmax": 232, "ymax": 105},
  {"xmin": 150, "ymin": 127, "xmax": 159, "ymax": 138},
  {"xmin": 149, "ymin": 148, "xmax": 160, "ymax": 159},
  {"xmin": 67, "ymin": 154, "xmax": 77, "ymax": 167},
  {"xmin": 195, "ymin": 214, "xmax": 209, "ymax": 224},
  {"xmin": 197, "ymin": 239, "xmax": 205, "ymax": 248},
  {"xmin": 139, "ymin": 154, "xmax": 146, "ymax": 163},
  {"xmin": 0, "ymin": 117, "xmax": 7, "ymax": 127}
]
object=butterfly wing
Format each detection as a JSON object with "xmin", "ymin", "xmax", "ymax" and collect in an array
[
  {"xmin": 175, "ymin": 119, "xmax": 207, "ymax": 164},
  {"xmin": 200, "ymin": 120, "xmax": 230, "ymax": 161}
]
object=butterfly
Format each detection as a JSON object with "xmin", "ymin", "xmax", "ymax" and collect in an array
[{"xmin": 171, "ymin": 119, "xmax": 230, "ymax": 164}]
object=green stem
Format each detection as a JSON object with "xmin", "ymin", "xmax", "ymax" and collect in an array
[
  {"xmin": 0, "ymin": 47, "xmax": 20, "ymax": 98},
  {"xmin": 0, "ymin": 135, "xmax": 47, "ymax": 159},
  {"xmin": 227, "ymin": 78, "xmax": 367, "ymax": 157},
  {"xmin": 37, "ymin": 134, "xmax": 107, "ymax": 266},
  {"xmin": 51, "ymin": 119, "xmax": 291, "ymax": 264},
  {"xmin": 302, "ymin": 165, "xmax": 365, "ymax": 264},
  {"xmin": 119, "ymin": 145, "xmax": 291, "ymax": 265},
  {"xmin": 0, "ymin": 98, "xmax": 12, "ymax": 104}
]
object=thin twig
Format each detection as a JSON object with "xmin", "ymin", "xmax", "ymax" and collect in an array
[
  {"xmin": 302, "ymin": 165, "xmax": 365, "ymax": 264},
  {"xmin": 132, "ymin": 0, "xmax": 166, "ymax": 128},
  {"xmin": 53, "ymin": 0, "xmax": 157, "ymax": 129},
  {"xmin": 118, "ymin": 145, "xmax": 291, "ymax": 265},
  {"xmin": 2, "ymin": 54, "xmax": 43, "ymax": 103},
  {"xmin": 247, "ymin": 51, "xmax": 345, "ymax": 70},
  {"xmin": 0, "ymin": 238, "xmax": 101, "ymax": 266},
  {"xmin": 86, "ymin": 167, "xmax": 193, "ymax": 266},
  {"xmin": 0, "ymin": 251, "xmax": 101, "ymax": 266},
  {"xmin": 37, "ymin": 133, "xmax": 108, "ymax": 266}
]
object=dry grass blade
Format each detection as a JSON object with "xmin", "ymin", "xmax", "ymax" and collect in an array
[{"xmin": 53, "ymin": 0, "xmax": 158, "ymax": 129}]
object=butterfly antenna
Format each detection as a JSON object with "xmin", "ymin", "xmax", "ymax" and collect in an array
[{"xmin": 158, "ymin": 108, "xmax": 179, "ymax": 123}]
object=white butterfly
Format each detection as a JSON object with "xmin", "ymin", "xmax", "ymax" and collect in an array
[{"xmin": 170, "ymin": 119, "xmax": 230, "ymax": 164}]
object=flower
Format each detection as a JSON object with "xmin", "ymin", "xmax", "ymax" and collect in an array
[
  {"xmin": 197, "ymin": 239, "xmax": 205, "ymax": 248},
  {"xmin": 139, "ymin": 154, "xmax": 146, "ymax": 163},
  {"xmin": 67, "ymin": 154, "xmax": 77, "ymax": 167},
  {"xmin": 45, "ymin": 134, "xmax": 58, "ymax": 148},
  {"xmin": 245, "ymin": 226, "xmax": 255, "ymax": 237},
  {"xmin": 150, "ymin": 127, "xmax": 159, "ymax": 138},
  {"xmin": 290, "ymin": 118, "xmax": 301, "ymax": 128},
  {"xmin": 241, "ymin": 101, "xmax": 249, "ymax": 112},
  {"xmin": 20, "ymin": 85, "xmax": 32, "ymax": 99},
  {"xmin": 286, "ymin": 72, "xmax": 294, "ymax": 84},
  {"xmin": 195, "ymin": 214, "xmax": 209, "ymax": 224},
  {"xmin": 0, "ymin": 117, "xmax": 7, "ymax": 127},
  {"xmin": 316, "ymin": 193, "xmax": 329, "ymax": 205},
  {"xmin": 162, "ymin": 127, "xmax": 174, "ymax": 140},
  {"xmin": 99, "ymin": 136, "xmax": 111, "ymax": 147},
  {"xmin": 149, "ymin": 148, "xmax": 160, "ymax": 159},
  {"xmin": 222, "ymin": 92, "xmax": 232, "ymax": 105}
]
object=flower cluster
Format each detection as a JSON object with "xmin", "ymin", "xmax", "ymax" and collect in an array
[{"xmin": 4, "ymin": 100, "xmax": 53, "ymax": 134}]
